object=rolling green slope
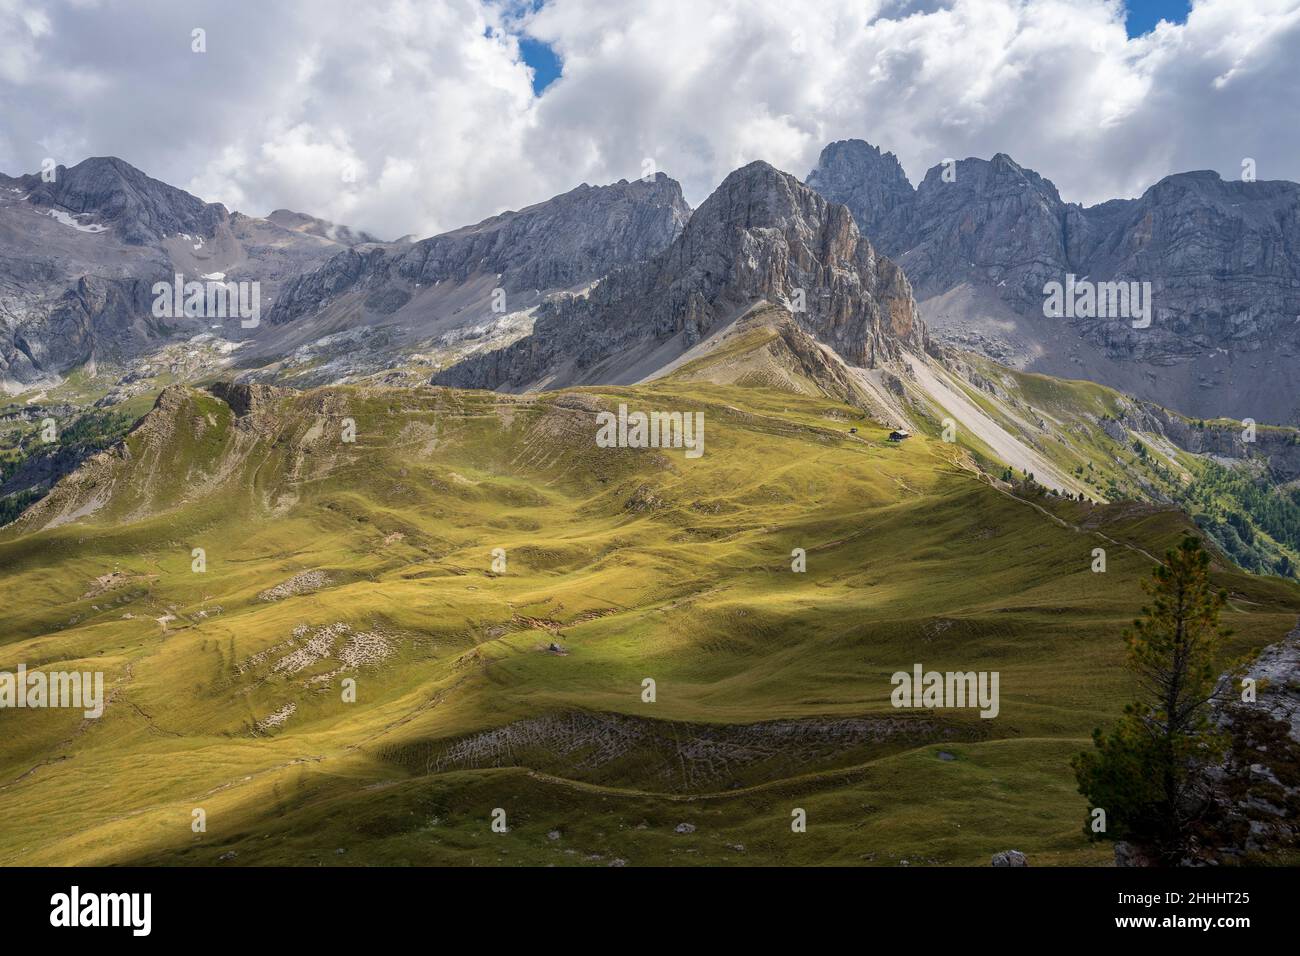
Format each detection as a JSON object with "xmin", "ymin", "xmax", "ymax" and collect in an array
[
  {"xmin": 1, "ymin": 373, "xmax": 1297, "ymax": 867},
  {"xmin": 936, "ymin": 353, "xmax": 1300, "ymax": 579}
]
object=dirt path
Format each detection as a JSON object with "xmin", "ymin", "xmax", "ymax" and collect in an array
[{"xmin": 950, "ymin": 449, "xmax": 1164, "ymax": 566}]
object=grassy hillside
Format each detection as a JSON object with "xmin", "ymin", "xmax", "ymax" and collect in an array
[
  {"xmin": 944, "ymin": 354, "xmax": 1300, "ymax": 579},
  {"xmin": 1, "ymin": 375, "xmax": 1297, "ymax": 866},
  {"xmin": 0, "ymin": 400, "xmax": 148, "ymax": 525}
]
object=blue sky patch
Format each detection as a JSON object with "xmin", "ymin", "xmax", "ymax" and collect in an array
[
  {"xmin": 519, "ymin": 36, "xmax": 562, "ymax": 94},
  {"xmin": 1125, "ymin": 0, "xmax": 1191, "ymax": 38}
]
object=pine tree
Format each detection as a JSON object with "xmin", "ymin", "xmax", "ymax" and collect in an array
[{"xmin": 1072, "ymin": 536, "xmax": 1231, "ymax": 863}]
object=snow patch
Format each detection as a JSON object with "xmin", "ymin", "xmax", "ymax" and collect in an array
[{"xmin": 46, "ymin": 208, "xmax": 108, "ymax": 233}]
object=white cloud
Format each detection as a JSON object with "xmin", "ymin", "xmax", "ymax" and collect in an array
[
  {"xmin": 1, "ymin": 0, "xmax": 1298, "ymax": 239},
  {"xmin": 525, "ymin": 0, "xmax": 1300, "ymax": 207}
]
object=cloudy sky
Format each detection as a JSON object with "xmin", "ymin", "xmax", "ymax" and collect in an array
[{"xmin": 2, "ymin": 0, "xmax": 1297, "ymax": 240}]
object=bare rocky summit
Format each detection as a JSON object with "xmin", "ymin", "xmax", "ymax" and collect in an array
[
  {"xmin": 433, "ymin": 160, "xmax": 926, "ymax": 391},
  {"xmin": 5, "ymin": 156, "xmax": 228, "ymax": 246},
  {"xmin": 807, "ymin": 139, "xmax": 1300, "ymax": 423},
  {"xmin": 0, "ymin": 157, "xmax": 369, "ymax": 393},
  {"xmin": 266, "ymin": 173, "xmax": 690, "ymax": 328}
]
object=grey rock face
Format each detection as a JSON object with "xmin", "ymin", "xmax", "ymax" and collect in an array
[
  {"xmin": 1121, "ymin": 402, "xmax": 1300, "ymax": 483},
  {"xmin": 5, "ymin": 157, "xmax": 228, "ymax": 246},
  {"xmin": 0, "ymin": 156, "xmax": 370, "ymax": 392},
  {"xmin": 1229, "ymin": 622, "xmax": 1300, "ymax": 742},
  {"xmin": 1201, "ymin": 622, "xmax": 1300, "ymax": 863},
  {"xmin": 904, "ymin": 154, "xmax": 1075, "ymax": 312},
  {"xmin": 809, "ymin": 143, "xmax": 1075, "ymax": 310},
  {"xmin": 1070, "ymin": 172, "xmax": 1300, "ymax": 367},
  {"xmin": 17, "ymin": 274, "xmax": 164, "ymax": 373},
  {"xmin": 990, "ymin": 849, "xmax": 1027, "ymax": 866},
  {"xmin": 806, "ymin": 140, "xmax": 1300, "ymax": 422},
  {"xmin": 434, "ymin": 161, "xmax": 926, "ymax": 390},
  {"xmin": 1113, "ymin": 841, "xmax": 1158, "ymax": 867},
  {"xmin": 805, "ymin": 140, "xmax": 915, "ymax": 255},
  {"xmin": 267, "ymin": 174, "xmax": 690, "ymax": 327},
  {"xmin": 207, "ymin": 380, "xmax": 285, "ymax": 418}
]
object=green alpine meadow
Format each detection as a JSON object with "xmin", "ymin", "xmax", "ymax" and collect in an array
[{"xmin": 3, "ymin": 358, "xmax": 1297, "ymax": 865}]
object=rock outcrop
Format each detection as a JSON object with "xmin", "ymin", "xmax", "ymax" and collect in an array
[
  {"xmin": 1121, "ymin": 403, "xmax": 1300, "ymax": 483},
  {"xmin": 805, "ymin": 140, "xmax": 915, "ymax": 254},
  {"xmin": 0, "ymin": 156, "xmax": 371, "ymax": 392},
  {"xmin": 207, "ymin": 380, "xmax": 285, "ymax": 418},
  {"xmin": 434, "ymin": 161, "xmax": 926, "ymax": 390},
  {"xmin": 806, "ymin": 139, "xmax": 1300, "ymax": 423},
  {"xmin": 990, "ymin": 849, "xmax": 1028, "ymax": 866},
  {"xmin": 5, "ymin": 156, "xmax": 229, "ymax": 246},
  {"xmin": 1196, "ymin": 622, "xmax": 1300, "ymax": 863},
  {"xmin": 266, "ymin": 174, "xmax": 690, "ymax": 327}
]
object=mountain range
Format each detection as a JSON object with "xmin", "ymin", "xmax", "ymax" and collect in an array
[
  {"xmin": 5, "ymin": 144, "xmax": 1298, "ymax": 420},
  {"xmin": 807, "ymin": 140, "xmax": 1300, "ymax": 424},
  {"xmin": 3, "ymin": 139, "xmax": 1300, "ymax": 868},
  {"xmin": 2, "ymin": 148, "xmax": 1300, "ymax": 557},
  {"xmin": 0, "ymin": 157, "xmax": 373, "ymax": 393},
  {"xmin": 431, "ymin": 160, "xmax": 924, "ymax": 392}
]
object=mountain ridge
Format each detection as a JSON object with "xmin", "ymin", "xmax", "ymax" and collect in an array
[
  {"xmin": 806, "ymin": 139, "xmax": 1300, "ymax": 424},
  {"xmin": 2, "ymin": 156, "xmax": 229, "ymax": 246},
  {"xmin": 266, "ymin": 172, "xmax": 689, "ymax": 328},
  {"xmin": 432, "ymin": 160, "xmax": 926, "ymax": 392}
]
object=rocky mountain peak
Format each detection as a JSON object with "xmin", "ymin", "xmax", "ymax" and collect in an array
[
  {"xmin": 267, "ymin": 172, "xmax": 691, "ymax": 329},
  {"xmin": 806, "ymin": 140, "xmax": 915, "ymax": 254},
  {"xmin": 699, "ymin": 160, "xmax": 816, "ymax": 222},
  {"xmin": 678, "ymin": 160, "xmax": 859, "ymax": 268},
  {"xmin": 433, "ymin": 160, "xmax": 926, "ymax": 391},
  {"xmin": 810, "ymin": 140, "xmax": 911, "ymax": 184},
  {"xmin": 861, "ymin": 151, "xmax": 1073, "ymax": 311},
  {"xmin": 916, "ymin": 152, "xmax": 1062, "ymax": 204},
  {"xmin": 805, "ymin": 138, "xmax": 1300, "ymax": 422},
  {"xmin": 1136, "ymin": 167, "xmax": 1300, "ymax": 213},
  {"xmin": 11, "ymin": 156, "xmax": 228, "ymax": 245}
]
